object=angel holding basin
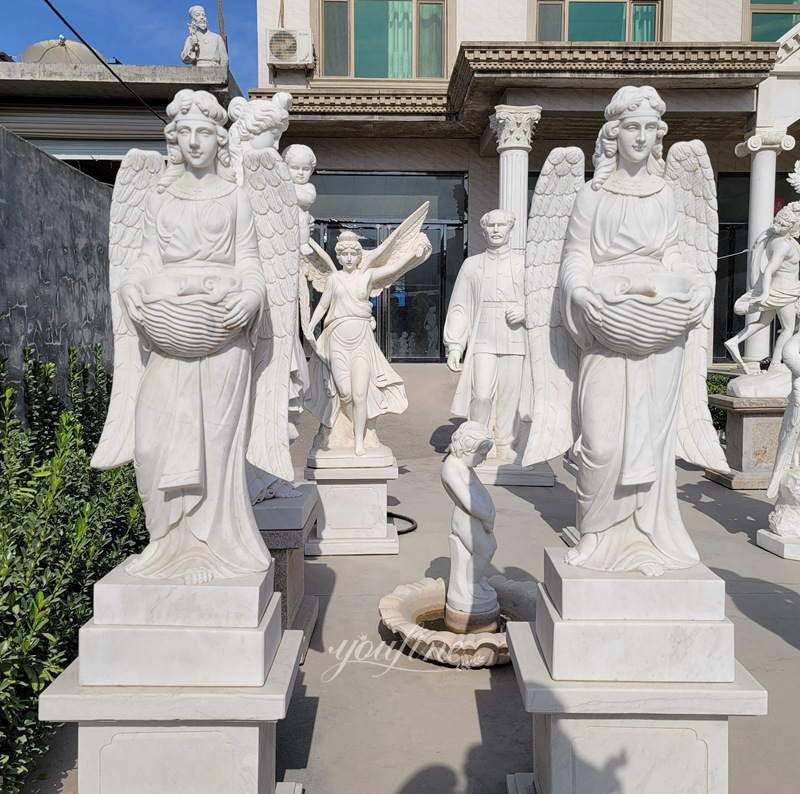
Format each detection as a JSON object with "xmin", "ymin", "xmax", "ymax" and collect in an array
[
  {"xmin": 522, "ymin": 85, "xmax": 727, "ymax": 576},
  {"xmin": 302, "ymin": 208, "xmax": 432, "ymax": 456}
]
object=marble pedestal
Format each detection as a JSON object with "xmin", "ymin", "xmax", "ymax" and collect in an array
[
  {"xmin": 304, "ymin": 453, "xmax": 399, "ymax": 555},
  {"xmin": 39, "ymin": 559, "xmax": 303, "ymax": 794},
  {"xmin": 253, "ymin": 483, "xmax": 319, "ymax": 660},
  {"xmin": 475, "ymin": 460, "xmax": 555, "ymax": 487},
  {"xmin": 506, "ymin": 548, "xmax": 767, "ymax": 794},
  {"xmin": 704, "ymin": 395, "xmax": 787, "ymax": 489},
  {"xmin": 756, "ymin": 528, "xmax": 800, "ymax": 560}
]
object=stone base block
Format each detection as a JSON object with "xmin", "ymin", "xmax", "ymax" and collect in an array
[
  {"xmin": 307, "ymin": 445, "xmax": 394, "ymax": 468},
  {"xmin": 92, "ymin": 564, "xmax": 274, "ymax": 629},
  {"xmin": 756, "ymin": 529, "xmax": 800, "ymax": 560},
  {"xmin": 304, "ymin": 461, "xmax": 399, "ymax": 556},
  {"xmin": 506, "ymin": 773, "xmax": 535, "ymax": 794},
  {"xmin": 79, "ymin": 593, "xmax": 282, "ymax": 687},
  {"xmin": 275, "ymin": 785, "xmax": 304, "ymax": 793},
  {"xmin": 535, "ymin": 585, "xmax": 734, "ymax": 682},
  {"xmin": 252, "ymin": 483, "xmax": 317, "ymax": 531},
  {"xmin": 542, "ymin": 548, "xmax": 726, "ymax": 621},
  {"xmin": 291, "ymin": 595, "xmax": 319, "ymax": 664},
  {"xmin": 704, "ymin": 467, "xmax": 772, "ymax": 490},
  {"xmin": 475, "ymin": 460, "xmax": 555, "ymax": 487},
  {"xmin": 39, "ymin": 631, "xmax": 303, "ymax": 794}
]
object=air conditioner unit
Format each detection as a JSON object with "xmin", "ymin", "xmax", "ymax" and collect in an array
[{"xmin": 266, "ymin": 29, "xmax": 314, "ymax": 68}]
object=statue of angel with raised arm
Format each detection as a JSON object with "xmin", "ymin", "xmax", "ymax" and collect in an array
[
  {"xmin": 301, "ymin": 206, "xmax": 432, "ymax": 457},
  {"xmin": 522, "ymin": 85, "xmax": 728, "ymax": 576},
  {"xmin": 228, "ymin": 93, "xmax": 308, "ymax": 501},
  {"xmin": 91, "ymin": 88, "xmax": 295, "ymax": 584}
]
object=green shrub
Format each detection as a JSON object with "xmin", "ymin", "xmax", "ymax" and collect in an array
[
  {"xmin": 707, "ymin": 373, "xmax": 730, "ymax": 435},
  {"xmin": 0, "ymin": 348, "xmax": 147, "ymax": 794}
]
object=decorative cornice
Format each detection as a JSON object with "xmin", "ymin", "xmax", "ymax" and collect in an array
[
  {"xmin": 735, "ymin": 130, "xmax": 796, "ymax": 157},
  {"xmin": 490, "ymin": 104, "xmax": 541, "ymax": 152}
]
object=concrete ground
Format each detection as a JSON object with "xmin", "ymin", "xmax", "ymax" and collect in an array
[{"xmin": 23, "ymin": 364, "xmax": 800, "ymax": 794}]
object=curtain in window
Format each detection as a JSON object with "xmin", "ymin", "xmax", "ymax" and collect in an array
[
  {"xmin": 418, "ymin": 3, "xmax": 443, "ymax": 78},
  {"xmin": 387, "ymin": 1, "xmax": 413, "ymax": 78},
  {"xmin": 632, "ymin": 3, "xmax": 657, "ymax": 42}
]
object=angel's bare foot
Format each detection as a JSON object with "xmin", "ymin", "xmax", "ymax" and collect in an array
[
  {"xmin": 724, "ymin": 338, "xmax": 745, "ymax": 370},
  {"xmin": 273, "ymin": 481, "xmax": 302, "ymax": 498},
  {"xmin": 638, "ymin": 561, "xmax": 664, "ymax": 577},
  {"xmin": 565, "ymin": 533, "xmax": 598, "ymax": 566},
  {"xmin": 183, "ymin": 568, "xmax": 213, "ymax": 585},
  {"xmin": 354, "ymin": 440, "xmax": 366, "ymax": 456}
]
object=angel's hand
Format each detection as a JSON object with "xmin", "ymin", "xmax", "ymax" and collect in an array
[
  {"xmin": 506, "ymin": 304, "xmax": 525, "ymax": 325},
  {"xmin": 446, "ymin": 349, "xmax": 463, "ymax": 373},
  {"xmin": 572, "ymin": 286, "xmax": 603, "ymax": 326},
  {"xmin": 119, "ymin": 284, "xmax": 144, "ymax": 325},
  {"xmin": 688, "ymin": 286, "xmax": 713, "ymax": 327},
  {"xmin": 223, "ymin": 289, "xmax": 262, "ymax": 330}
]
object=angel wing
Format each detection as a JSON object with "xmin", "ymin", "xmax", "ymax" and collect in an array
[
  {"xmin": 520, "ymin": 147, "xmax": 584, "ymax": 467},
  {"xmin": 362, "ymin": 202, "xmax": 430, "ymax": 296},
  {"xmin": 299, "ymin": 237, "xmax": 336, "ymax": 294},
  {"xmin": 768, "ymin": 333, "xmax": 800, "ymax": 497},
  {"xmin": 665, "ymin": 140, "xmax": 730, "ymax": 473},
  {"xmin": 91, "ymin": 149, "xmax": 163, "ymax": 469},
  {"xmin": 242, "ymin": 147, "xmax": 301, "ymax": 484}
]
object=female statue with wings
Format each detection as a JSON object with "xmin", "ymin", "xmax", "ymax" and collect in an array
[
  {"xmin": 301, "ymin": 209, "xmax": 432, "ymax": 456},
  {"xmin": 523, "ymin": 86, "xmax": 728, "ymax": 576},
  {"xmin": 91, "ymin": 89, "xmax": 290, "ymax": 584}
]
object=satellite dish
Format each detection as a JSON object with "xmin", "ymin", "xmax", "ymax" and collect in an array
[{"xmin": 21, "ymin": 37, "xmax": 105, "ymax": 65}]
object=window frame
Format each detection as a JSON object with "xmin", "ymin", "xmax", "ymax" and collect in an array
[
  {"xmin": 531, "ymin": 0, "xmax": 663, "ymax": 42},
  {"xmin": 746, "ymin": 2, "xmax": 800, "ymax": 41},
  {"xmin": 317, "ymin": 0, "xmax": 449, "ymax": 79}
]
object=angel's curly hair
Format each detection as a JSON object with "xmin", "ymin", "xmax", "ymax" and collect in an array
[
  {"xmin": 591, "ymin": 86, "xmax": 668, "ymax": 190},
  {"xmin": 771, "ymin": 201, "xmax": 800, "ymax": 235},
  {"xmin": 334, "ymin": 230, "xmax": 364, "ymax": 264},
  {"xmin": 157, "ymin": 89, "xmax": 234, "ymax": 192},
  {"xmin": 283, "ymin": 144, "xmax": 317, "ymax": 169},
  {"xmin": 447, "ymin": 421, "xmax": 494, "ymax": 458}
]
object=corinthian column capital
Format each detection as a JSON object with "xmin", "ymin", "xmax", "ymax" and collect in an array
[{"xmin": 490, "ymin": 105, "xmax": 542, "ymax": 153}]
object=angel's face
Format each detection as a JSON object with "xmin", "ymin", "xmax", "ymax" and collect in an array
[
  {"xmin": 337, "ymin": 244, "xmax": 362, "ymax": 271},
  {"xmin": 176, "ymin": 119, "xmax": 218, "ymax": 170},
  {"xmin": 287, "ymin": 157, "xmax": 314, "ymax": 185},
  {"xmin": 616, "ymin": 112, "xmax": 660, "ymax": 165}
]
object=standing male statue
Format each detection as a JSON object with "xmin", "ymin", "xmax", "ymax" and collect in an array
[
  {"xmin": 181, "ymin": 5, "xmax": 229, "ymax": 69},
  {"xmin": 444, "ymin": 209, "xmax": 527, "ymax": 462}
]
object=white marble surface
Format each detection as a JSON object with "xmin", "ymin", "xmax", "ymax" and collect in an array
[
  {"xmin": 543, "ymin": 548, "xmax": 726, "ymax": 621},
  {"xmin": 305, "ymin": 519, "xmax": 399, "ymax": 556},
  {"xmin": 474, "ymin": 460, "xmax": 555, "ymax": 487},
  {"xmin": 92, "ymin": 563, "xmax": 274, "ymax": 628},
  {"xmin": 79, "ymin": 593, "xmax": 282, "ymax": 687},
  {"xmin": 307, "ymin": 445, "xmax": 394, "ymax": 469},
  {"xmin": 756, "ymin": 529, "xmax": 800, "ymax": 560},
  {"xmin": 727, "ymin": 370, "xmax": 791, "ymax": 398},
  {"xmin": 535, "ymin": 584, "xmax": 735, "ymax": 683},
  {"xmin": 670, "ymin": 0, "xmax": 743, "ymax": 43},
  {"xmin": 303, "ymin": 462, "xmax": 399, "ymax": 482},
  {"xmin": 252, "ymin": 483, "xmax": 317, "ymax": 530},
  {"xmin": 456, "ymin": 0, "xmax": 528, "ymax": 44}
]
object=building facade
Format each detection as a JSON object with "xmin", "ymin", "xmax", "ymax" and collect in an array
[{"xmin": 255, "ymin": 0, "xmax": 800, "ymax": 363}]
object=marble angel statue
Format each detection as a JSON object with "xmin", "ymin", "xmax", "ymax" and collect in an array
[
  {"xmin": 301, "ymin": 207, "xmax": 433, "ymax": 456},
  {"xmin": 522, "ymin": 85, "xmax": 728, "ymax": 576},
  {"xmin": 766, "ymin": 331, "xmax": 800, "ymax": 539},
  {"xmin": 724, "ymin": 201, "xmax": 800, "ymax": 373},
  {"xmin": 228, "ymin": 93, "xmax": 309, "ymax": 500},
  {"xmin": 91, "ymin": 88, "xmax": 286, "ymax": 584}
]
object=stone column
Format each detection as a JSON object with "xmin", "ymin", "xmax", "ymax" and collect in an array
[
  {"xmin": 490, "ymin": 104, "xmax": 542, "ymax": 251},
  {"xmin": 735, "ymin": 130, "xmax": 795, "ymax": 361}
]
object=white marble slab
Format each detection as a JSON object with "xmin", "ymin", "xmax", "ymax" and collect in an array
[
  {"xmin": 252, "ymin": 483, "xmax": 318, "ymax": 530},
  {"xmin": 475, "ymin": 460, "xmax": 554, "ymax": 487},
  {"xmin": 756, "ymin": 529, "xmax": 800, "ymax": 560},
  {"xmin": 79, "ymin": 593, "xmax": 283, "ymax": 687},
  {"xmin": 542, "ymin": 548, "xmax": 727, "ymax": 621},
  {"xmin": 305, "ymin": 520, "xmax": 399, "ymax": 556},
  {"xmin": 303, "ymin": 462, "xmax": 399, "ymax": 482},
  {"xmin": 92, "ymin": 564, "xmax": 274, "ymax": 629},
  {"xmin": 307, "ymin": 445, "xmax": 394, "ymax": 468},
  {"xmin": 535, "ymin": 585, "xmax": 735, "ymax": 683},
  {"xmin": 507, "ymin": 621, "xmax": 767, "ymax": 716}
]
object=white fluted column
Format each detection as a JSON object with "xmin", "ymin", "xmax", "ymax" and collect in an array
[
  {"xmin": 735, "ymin": 130, "xmax": 795, "ymax": 360},
  {"xmin": 490, "ymin": 105, "xmax": 542, "ymax": 251}
]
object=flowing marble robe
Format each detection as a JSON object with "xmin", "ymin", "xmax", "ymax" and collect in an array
[
  {"xmin": 560, "ymin": 173, "xmax": 702, "ymax": 572},
  {"xmin": 122, "ymin": 177, "xmax": 272, "ymax": 579},
  {"xmin": 305, "ymin": 272, "xmax": 407, "ymax": 429}
]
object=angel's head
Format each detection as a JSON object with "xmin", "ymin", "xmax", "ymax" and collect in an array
[
  {"xmin": 158, "ymin": 89, "xmax": 234, "ymax": 191},
  {"xmin": 447, "ymin": 421, "xmax": 494, "ymax": 467},
  {"xmin": 591, "ymin": 86, "xmax": 668, "ymax": 190},
  {"xmin": 228, "ymin": 93, "xmax": 292, "ymax": 153},
  {"xmin": 772, "ymin": 201, "xmax": 800, "ymax": 237},
  {"xmin": 283, "ymin": 144, "xmax": 317, "ymax": 185},
  {"xmin": 335, "ymin": 230, "xmax": 364, "ymax": 271}
]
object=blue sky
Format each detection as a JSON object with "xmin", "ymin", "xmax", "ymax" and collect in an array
[{"xmin": 2, "ymin": 0, "xmax": 261, "ymax": 95}]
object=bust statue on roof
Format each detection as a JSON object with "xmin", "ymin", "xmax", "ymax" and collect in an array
[{"xmin": 181, "ymin": 5, "xmax": 228, "ymax": 69}]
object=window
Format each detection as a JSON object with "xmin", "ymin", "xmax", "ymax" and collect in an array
[
  {"xmin": 750, "ymin": 1, "xmax": 800, "ymax": 41},
  {"xmin": 536, "ymin": 1, "xmax": 659, "ymax": 42},
  {"xmin": 321, "ymin": 0, "xmax": 445, "ymax": 78}
]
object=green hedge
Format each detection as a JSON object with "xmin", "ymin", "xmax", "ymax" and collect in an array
[
  {"xmin": 0, "ymin": 348, "xmax": 147, "ymax": 793},
  {"xmin": 707, "ymin": 373, "xmax": 730, "ymax": 435}
]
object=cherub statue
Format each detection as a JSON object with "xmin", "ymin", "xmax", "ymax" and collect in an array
[
  {"xmin": 441, "ymin": 421, "xmax": 499, "ymax": 631},
  {"xmin": 521, "ymin": 85, "xmax": 728, "ymax": 576},
  {"xmin": 180, "ymin": 5, "xmax": 228, "ymax": 69},
  {"xmin": 91, "ymin": 89, "xmax": 297, "ymax": 584},
  {"xmin": 301, "ymin": 206, "xmax": 432, "ymax": 456},
  {"xmin": 724, "ymin": 201, "xmax": 800, "ymax": 374},
  {"xmin": 766, "ymin": 331, "xmax": 800, "ymax": 539},
  {"xmin": 228, "ymin": 94, "xmax": 308, "ymax": 501},
  {"xmin": 283, "ymin": 144, "xmax": 317, "ymax": 255}
]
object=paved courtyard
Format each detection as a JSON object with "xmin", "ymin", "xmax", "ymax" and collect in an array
[{"xmin": 23, "ymin": 364, "xmax": 800, "ymax": 793}]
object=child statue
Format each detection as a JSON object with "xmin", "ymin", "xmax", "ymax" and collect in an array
[
  {"xmin": 283, "ymin": 144, "xmax": 317, "ymax": 255},
  {"xmin": 441, "ymin": 422, "xmax": 500, "ymax": 632}
]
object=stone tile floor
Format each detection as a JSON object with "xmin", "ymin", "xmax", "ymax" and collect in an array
[{"xmin": 22, "ymin": 364, "xmax": 800, "ymax": 793}]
